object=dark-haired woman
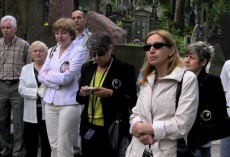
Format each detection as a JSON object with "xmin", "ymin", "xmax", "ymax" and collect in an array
[{"xmin": 76, "ymin": 32, "xmax": 137, "ymax": 157}]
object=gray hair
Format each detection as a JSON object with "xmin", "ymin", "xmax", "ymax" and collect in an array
[
  {"xmin": 87, "ymin": 32, "xmax": 113, "ymax": 52},
  {"xmin": 185, "ymin": 41, "xmax": 214, "ymax": 68},
  {"xmin": 1, "ymin": 15, "xmax": 17, "ymax": 28}
]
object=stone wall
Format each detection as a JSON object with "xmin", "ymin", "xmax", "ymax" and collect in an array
[
  {"xmin": 27, "ymin": 25, "xmax": 56, "ymax": 47},
  {"xmin": 113, "ymin": 45, "xmax": 145, "ymax": 79}
]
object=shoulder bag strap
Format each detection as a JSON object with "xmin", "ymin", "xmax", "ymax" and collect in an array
[
  {"xmin": 176, "ymin": 71, "xmax": 186, "ymax": 109},
  {"xmin": 49, "ymin": 45, "xmax": 58, "ymax": 59}
]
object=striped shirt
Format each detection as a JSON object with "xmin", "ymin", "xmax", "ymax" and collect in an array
[{"xmin": 0, "ymin": 36, "xmax": 31, "ymax": 80}]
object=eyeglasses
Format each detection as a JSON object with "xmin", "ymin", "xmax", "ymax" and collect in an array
[
  {"xmin": 143, "ymin": 42, "xmax": 172, "ymax": 51},
  {"xmin": 90, "ymin": 51, "xmax": 106, "ymax": 57}
]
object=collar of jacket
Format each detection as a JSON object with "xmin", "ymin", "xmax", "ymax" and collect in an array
[{"xmin": 146, "ymin": 67, "xmax": 185, "ymax": 87}]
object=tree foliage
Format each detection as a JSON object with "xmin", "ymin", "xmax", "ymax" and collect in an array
[{"xmin": 209, "ymin": 0, "xmax": 230, "ymax": 27}]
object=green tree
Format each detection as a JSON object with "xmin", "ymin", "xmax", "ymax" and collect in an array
[{"xmin": 209, "ymin": 0, "xmax": 230, "ymax": 27}]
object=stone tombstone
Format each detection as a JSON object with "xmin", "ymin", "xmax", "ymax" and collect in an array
[
  {"xmin": 121, "ymin": 18, "xmax": 133, "ymax": 43},
  {"xmin": 209, "ymin": 44, "xmax": 225, "ymax": 76},
  {"xmin": 184, "ymin": 35, "xmax": 192, "ymax": 46},
  {"xmin": 27, "ymin": 0, "xmax": 44, "ymax": 26},
  {"xmin": 192, "ymin": 24, "xmax": 206, "ymax": 42},
  {"xmin": 220, "ymin": 12, "xmax": 230, "ymax": 60},
  {"xmin": 113, "ymin": 45, "xmax": 145, "ymax": 92},
  {"xmin": 48, "ymin": 0, "xmax": 73, "ymax": 26},
  {"xmin": 106, "ymin": 4, "xmax": 112, "ymax": 17},
  {"xmin": 86, "ymin": 11, "xmax": 126, "ymax": 45},
  {"xmin": 27, "ymin": 26, "xmax": 56, "ymax": 48},
  {"xmin": 209, "ymin": 26, "xmax": 220, "ymax": 46},
  {"xmin": 131, "ymin": 9, "xmax": 152, "ymax": 41}
]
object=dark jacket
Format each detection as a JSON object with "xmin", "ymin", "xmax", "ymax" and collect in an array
[
  {"xmin": 76, "ymin": 55, "xmax": 137, "ymax": 137},
  {"xmin": 188, "ymin": 69, "xmax": 230, "ymax": 149}
]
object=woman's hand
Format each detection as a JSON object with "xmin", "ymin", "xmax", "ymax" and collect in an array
[
  {"xmin": 138, "ymin": 134, "xmax": 158, "ymax": 145},
  {"xmin": 93, "ymin": 87, "xmax": 113, "ymax": 98},
  {"xmin": 132, "ymin": 122, "xmax": 155, "ymax": 138},
  {"xmin": 132, "ymin": 122, "xmax": 143, "ymax": 138},
  {"xmin": 79, "ymin": 86, "xmax": 92, "ymax": 97}
]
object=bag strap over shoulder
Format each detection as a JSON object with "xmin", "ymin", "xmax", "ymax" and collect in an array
[
  {"xmin": 176, "ymin": 71, "xmax": 186, "ymax": 109},
  {"xmin": 49, "ymin": 46, "xmax": 58, "ymax": 59}
]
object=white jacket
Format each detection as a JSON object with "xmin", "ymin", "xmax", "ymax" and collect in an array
[
  {"xmin": 220, "ymin": 60, "xmax": 230, "ymax": 116},
  {"xmin": 126, "ymin": 67, "xmax": 199, "ymax": 157},
  {"xmin": 18, "ymin": 62, "xmax": 44, "ymax": 123},
  {"xmin": 38, "ymin": 42, "xmax": 85, "ymax": 105}
]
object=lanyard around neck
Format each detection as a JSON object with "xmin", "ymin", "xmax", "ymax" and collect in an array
[{"xmin": 90, "ymin": 58, "xmax": 113, "ymax": 123}]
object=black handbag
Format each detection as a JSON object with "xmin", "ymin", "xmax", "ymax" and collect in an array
[
  {"xmin": 108, "ymin": 112, "xmax": 131, "ymax": 157},
  {"xmin": 176, "ymin": 71, "xmax": 194, "ymax": 157}
]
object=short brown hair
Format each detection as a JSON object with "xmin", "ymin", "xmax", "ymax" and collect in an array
[{"xmin": 53, "ymin": 18, "xmax": 76, "ymax": 41}]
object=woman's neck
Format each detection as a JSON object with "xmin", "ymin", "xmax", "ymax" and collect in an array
[
  {"xmin": 155, "ymin": 65, "xmax": 168, "ymax": 80},
  {"xmin": 34, "ymin": 62, "xmax": 44, "ymax": 72},
  {"xmin": 59, "ymin": 42, "xmax": 71, "ymax": 57},
  {"xmin": 97, "ymin": 58, "xmax": 113, "ymax": 73}
]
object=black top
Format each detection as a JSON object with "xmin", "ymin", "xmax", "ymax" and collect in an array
[
  {"xmin": 188, "ymin": 69, "xmax": 230, "ymax": 149},
  {"xmin": 34, "ymin": 68, "xmax": 42, "ymax": 106},
  {"xmin": 76, "ymin": 55, "xmax": 137, "ymax": 136}
]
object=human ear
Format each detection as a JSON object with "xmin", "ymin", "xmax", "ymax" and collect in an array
[
  {"xmin": 201, "ymin": 59, "xmax": 207, "ymax": 67},
  {"xmin": 168, "ymin": 46, "xmax": 175, "ymax": 57}
]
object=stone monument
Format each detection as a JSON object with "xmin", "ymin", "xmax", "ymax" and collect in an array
[
  {"xmin": 86, "ymin": 11, "xmax": 126, "ymax": 45},
  {"xmin": 209, "ymin": 44, "xmax": 225, "ymax": 76},
  {"xmin": 27, "ymin": 0, "xmax": 74, "ymax": 47}
]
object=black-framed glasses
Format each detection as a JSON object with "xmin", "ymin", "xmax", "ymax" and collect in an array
[
  {"xmin": 90, "ymin": 51, "xmax": 106, "ymax": 57},
  {"xmin": 143, "ymin": 42, "xmax": 172, "ymax": 51}
]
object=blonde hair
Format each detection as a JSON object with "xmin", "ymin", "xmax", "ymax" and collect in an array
[
  {"xmin": 28, "ymin": 41, "xmax": 48, "ymax": 54},
  {"xmin": 139, "ymin": 29, "xmax": 183, "ymax": 86}
]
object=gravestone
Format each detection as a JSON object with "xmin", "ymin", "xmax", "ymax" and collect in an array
[
  {"xmin": 209, "ymin": 44, "xmax": 225, "ymax": 76},
  {"xmin": 28, "ymin": 0, "xmax": 74, "ymax": 47},
  {"xmin": 48, "ymin": 0, "xmax": 73, "ymax": 26},
  {"xmin": 192, "ymin": 24, "xmax": 206, "ymax": 42},
  {"xmin": 131, "ymin": 9, "xmax": 152, "ymax": 41},
  {"xmin": 27, "ymin": 26, "xmax": 56, "ymax": 48},
  {"xmin": 86, "ymin": 11, "xmax": 126, "ymax": 45},
  {"xmin": 220, "ymin": 12, "xmax": 230, "ymax": 60},
  {"xmin": 113, "ymin": 45, "xmax": 145, "ymax": 92}
]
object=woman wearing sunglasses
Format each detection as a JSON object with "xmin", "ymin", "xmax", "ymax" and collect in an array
[
  {"xmin": 76, "ymin": 32, "xmax": 137, "ymax": 157},
  {"xmin": 125, "ymin": 29, "xmax": 199, "ymax": 157}
]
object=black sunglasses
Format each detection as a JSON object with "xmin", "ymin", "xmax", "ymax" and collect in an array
[
  {"xmin": 90, "ymin": 51, "xmax": 106, "ymax": 57},
  {"xmin": 143, "ymin": 42, "xmax": 172, "ymax": 51}
]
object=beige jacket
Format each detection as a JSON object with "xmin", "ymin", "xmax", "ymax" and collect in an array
[
  {"xmin": 126, "ymin": 67, "xmax": 199, "ymax": 157},
  {"xmin": 73, "ymin": 28, "xmax": 92, "ymax": 62}
]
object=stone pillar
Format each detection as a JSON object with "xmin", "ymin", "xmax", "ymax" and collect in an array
[{"xmin": 48, "ymin": 0, "xmax": 73, "ymax": 26}]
